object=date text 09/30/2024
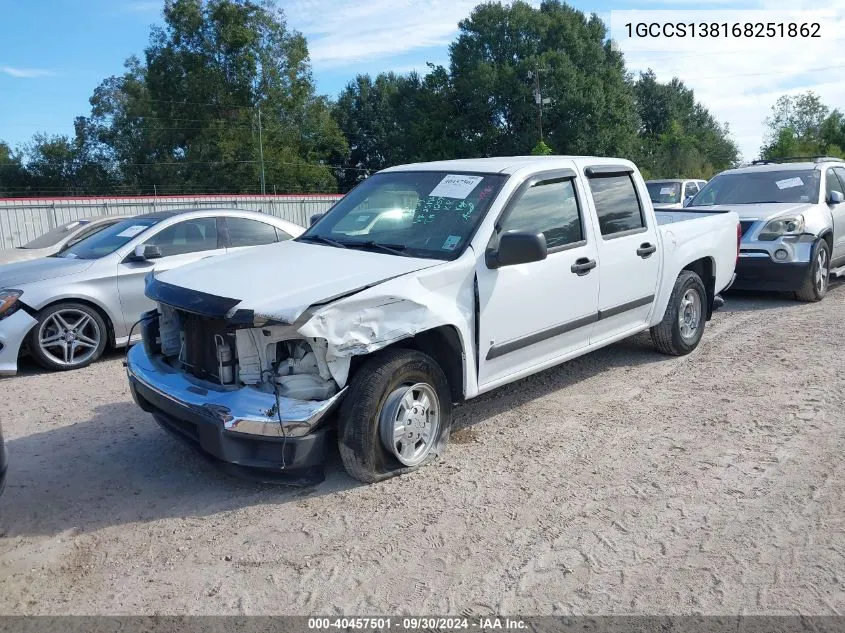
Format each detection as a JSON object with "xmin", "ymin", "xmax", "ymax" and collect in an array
[{"xmin": 307, "ymin": 617, "xmax": 527, "ymax": 630}]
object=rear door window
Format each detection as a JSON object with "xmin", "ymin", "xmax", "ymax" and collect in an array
[
  {"xmin": 224, "ymin": 217, "xmax": 280, "ymax": 247},
  {"xmin": 146, "ymin": 218, "xmax": 220, "ymax": 256},
  {"xmin": 588, "ymin": 174, "xmax": 646, "ymax": 237}
]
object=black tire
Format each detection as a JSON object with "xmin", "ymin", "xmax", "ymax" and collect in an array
[
  {"xmin": 28, "ymin": 302, "xmax": 109, "ymax": 371},
  {"xmin": 650, "ymin": 270, "xmax": 707, "ymax": 356},
  {"xmin": 795, "ymin": 239, "xmax": 830, "ymax": 302},
  {"xmin": 337, "ymin": 348, "xmax": 452, "ymax": 483}
]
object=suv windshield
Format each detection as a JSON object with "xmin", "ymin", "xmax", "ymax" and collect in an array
[
  {"xmin": 22, "ymin": 221, "xmax": 90, "ymax": 249},
  {"xmin": 56, "ymin": 217, "xmax": 161, "ymax": 260},
  {"xmin": 690, "ymin": 169, "xmax": 821, "ymax": 205},
  {"xmin": 646, "ymin": 181, "xmax": 681, "ymax": 204},
  {"xmin": 299, "ymin": 171, "xmax": 507, "ymax": 259}
]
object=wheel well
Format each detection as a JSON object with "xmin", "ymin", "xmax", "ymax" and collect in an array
[
  {"xmin": 36, "ymin": 298, "xmax": 116, "ymax": 348},
  {"xmin": 819, "ymin": 231, "xmax": 833, "ymax": 252},
  {"xmin": 347, "ymin": 326, "xmax": 466, "ymax": 403},
  {"xmin": 682, "ymin": 257, "xmax": 716, "ymax": 320}
]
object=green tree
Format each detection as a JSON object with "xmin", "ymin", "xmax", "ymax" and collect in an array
[
  {"xmin": 448, "ymin": 0, "xmax": 638, "ymax": 157},
  {"xmin": 81, "ymin": 0, "xmax": 347, "ymax": 194},
  {"xmin": 633, "ymin": 70, "xmax": 737, "ymax": 178},
  {"xmin": 0, "ymin": 141, "xmax": 30, "ymax": 196},
  {"xmin": 759, "ymin": 91, "xmax": 835, "ymax": 159},
  {"xmin": 531, "ymin": 140, "xmax": 552, "ymax": 155}
]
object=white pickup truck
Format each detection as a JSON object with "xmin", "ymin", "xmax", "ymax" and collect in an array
[{"xmin": 126, "ymin": 156, "xmax": 740, "ymax": 484}]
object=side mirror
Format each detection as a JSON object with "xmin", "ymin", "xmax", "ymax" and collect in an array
[
  {"xmin": 310, "ymin": 213, "xmax": 325, "ymax": 226},
  {"xmin": 683, "ymin": 196, "xmax": 694, "ymax": 207},
  {"xmin": 829, "ymin": 190, "xmax": 844, "ymax": 205},
  {"xmin": 486, "ymin": 231, "xmax": 547, "ymax": 269},
  {"xmin": 130, "ymin": 243, "xmax": 163, "ymax": 261}
]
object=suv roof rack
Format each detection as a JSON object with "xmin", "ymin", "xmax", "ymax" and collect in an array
[{"xmin": 750, "ymin": 156, "xmax": 845, "ymax": 165}]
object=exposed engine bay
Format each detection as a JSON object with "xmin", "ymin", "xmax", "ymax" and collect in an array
[{"xmin": 156, "ymin": 303, "xmax": 338, "ymax": 401}]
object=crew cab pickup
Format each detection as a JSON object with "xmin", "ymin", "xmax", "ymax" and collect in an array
[{"xmin": 126, "ymin": 156, "xmax": 740, "ymax": 484}]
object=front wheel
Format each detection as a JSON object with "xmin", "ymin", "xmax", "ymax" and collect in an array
[
  {"xmin": 27, "ymin": 302, "xmax": 108, "ymax": 371},
  {"xmin": 337, "ymin": 349, "xmax": 452, "ymax": 483},
  {"xmin": 795, "ymin": 239, "xmax": 830, "ymax": 302},
  {"xmin": 651, "ymin": 270, "xmax": 707, "ymax": 356}
]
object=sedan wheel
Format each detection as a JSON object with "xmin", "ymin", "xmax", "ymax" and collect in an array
[{"xmin": 29, "ymin": 303, "xmax": 108, "ymax": 371}]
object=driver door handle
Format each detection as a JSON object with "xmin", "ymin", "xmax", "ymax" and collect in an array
[
  {"xmin": 637, "ymin": 242, "xmax": 657, "ymax": 258},
  {"xmin": 571, "ymin": 257, "xmax": 597, "ymax": 275}
]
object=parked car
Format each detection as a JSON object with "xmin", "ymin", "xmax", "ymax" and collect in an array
[
  {"xmin": 645, "ymin": 179, "xmax": 707, "ymax": 209},
  {"xmin": 686, "ymin": 156, "xmax": 845, "ymax": 301},
  {"xmin": 0, "ymin": 209, "xmax": 304, "ymax": 375},
  {"xmin": 0, "ymin": 215, "xmax": 130, "ymax": 265},
  {"xmin": 126, "ymin": 156, "xmax": 739, "ymax": 484}
]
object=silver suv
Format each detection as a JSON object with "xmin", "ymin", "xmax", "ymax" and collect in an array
[{"xmin": 686, "ymin": 156, "xmax": 845, "ymax": 301}]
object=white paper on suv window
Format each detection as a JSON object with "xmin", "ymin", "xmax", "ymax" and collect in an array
[
  {"xmin": 775, "ymin": 177, "xmax": 804, "ymax": 190},
  {"xmin": 116, "ymin": 225, "xmax": 148, "ymax": 238},
  {"xmin": 429, "ymin": 174, "xmax": 484, "ymax": 199},
  {"xmin": 660, "ymin": 187, "xmax": 675, "ymax": 195}
]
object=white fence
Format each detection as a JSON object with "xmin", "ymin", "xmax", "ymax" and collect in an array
[{"xmin": 0, "ymin": 194, "xmax": 343, "ymax": 250}]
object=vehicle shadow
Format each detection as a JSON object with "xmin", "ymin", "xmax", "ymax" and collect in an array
[
  {"xmin": 451, "ymin": 330, "xmax": 670, "ymax": 430},
  {"xmin": 0, "ymin": 331, "xmax": 673, "ymax": 538},
  {"xmin": 11, "ymin": 347, "xmax": 127, "ymax": 378},
  {"xmin": 0, "ymin": 400, "xmax": 361, "ymax": 538},
  {"xmin": 721, "ymin": 276, "xmax": 844, "ymax": 313}
]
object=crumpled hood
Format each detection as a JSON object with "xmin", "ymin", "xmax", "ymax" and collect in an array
[
  {"xmin": 686, "ymin": 202, "xmax": 815, "ymax": 221},
  {"xmin": 0, "ymin": 256, "xmax": 95, "ymax": 288},
  {"xmin": 152, "ymin": 240, "xmax": 445, "ymax": 323}
]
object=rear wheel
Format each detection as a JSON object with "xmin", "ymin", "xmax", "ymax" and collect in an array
[
  {"xmin": 651, "ymin": 270, "xmax": 707, "ymax": 356},
  {"xmin": 795, "ymin": 239, "xmax": 829, "ymax": 302},
  {"xmin": 337, "ymin": 349, "xmax": 452, "ymax": 483},
  {"xmin": 28, "ymin": 302, "xmax": 108, "ymax": 371}
]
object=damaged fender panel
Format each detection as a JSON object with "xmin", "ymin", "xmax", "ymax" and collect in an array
[{"xmin": 296, "ymin": 259, "xmax": 478, "ymax": 391}]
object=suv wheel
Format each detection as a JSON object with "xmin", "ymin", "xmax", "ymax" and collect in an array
[{"xmin": 795, "ymin": 239, "xmax": 830, "ymax": 302}]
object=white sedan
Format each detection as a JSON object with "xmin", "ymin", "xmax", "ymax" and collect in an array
[{"xmin": 0, "ymin": 208, "xmax": 304, "ymax": 374}]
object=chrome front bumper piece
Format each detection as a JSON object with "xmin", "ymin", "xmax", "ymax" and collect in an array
[{"xmin": 125, "ymin": 343, "xmax": 346, "ymax": 438}]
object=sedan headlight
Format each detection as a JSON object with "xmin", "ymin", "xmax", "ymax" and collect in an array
[
  {"xmin": 0, "ymin": 289, "xmax": 22, "ymax": 320},
  {"xmin": 758, "ymin": 215, "xmax": 805, "ymax": 241}
]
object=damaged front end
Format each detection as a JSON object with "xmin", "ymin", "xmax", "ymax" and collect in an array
[{"xmin": 126, "ymin": 281, "xmax": 349, "ymax": 484}]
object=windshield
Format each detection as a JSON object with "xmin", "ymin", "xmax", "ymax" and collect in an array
[
  {"xmin": 56, "ymin": 217, "xmax": 161, "ymax": 259},
  {"xmin": 646, "ymin": 181, "xmax": 682, "ymax": 205},
  {"xmin": 690, "ymin": 169, "xmax": 821, "ymax": 206},
  {"xmin": 300, "ymin": 171, "xmax": 507, "ymax": 259},
  {"xmin": 22, "ymin": 221, "xmax": 90, "ymax": 249}
]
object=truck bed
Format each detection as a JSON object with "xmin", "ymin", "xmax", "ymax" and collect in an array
[{"xmin": 654, "ymin": 209, "xmax": 725, "ymax": 225}]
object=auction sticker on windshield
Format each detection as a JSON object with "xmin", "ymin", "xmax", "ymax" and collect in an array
[
  {"xmin": 442, "ymin": 235, "xmax": 462, "ymax": 250},
  {"xmin": 116, "ymin": 225, "xmax": 149, "ymax": 238},
  {"xmin": 775, "ymin": 177, "xmax": 804, "ymax": 189},
  {"xmin": 660, "ymin": 186, "xmax": 676, "ymax": 195},
  {"xmin": 429, "ymin": 174, "xmax": 484, "ymax": 199}
]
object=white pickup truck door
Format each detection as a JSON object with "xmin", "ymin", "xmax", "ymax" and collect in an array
[
  {"xmin": 583, "ymin": 166, "xmax": 660, "ymax": 343},
  {"xmin": 476, "ymin": 171, "xmax": 600, "ymax": 387}
]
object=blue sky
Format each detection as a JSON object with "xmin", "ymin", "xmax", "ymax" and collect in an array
[{"xmin": 1, "ymin": 0, "xmax": 841, "ymax": 162}]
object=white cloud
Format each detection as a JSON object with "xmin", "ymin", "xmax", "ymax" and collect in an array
[
  {"xmin": 0, "ymin": 66, "xmax": 54, "ymax": 78},
  {"xmin": 287, "ymin": 0, "xmax": 845, "ymax": 163},
  {"xmin": 287, "ymin": 0, "xmax": 540, "ymax": 67}
]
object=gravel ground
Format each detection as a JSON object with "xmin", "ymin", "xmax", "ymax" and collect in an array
[{"xmin": 0, "ymin": 285, "xmax": 844, "ymax": 616}]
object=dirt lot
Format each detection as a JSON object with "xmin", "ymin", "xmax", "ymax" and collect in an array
[{"xmin": 1, "ymin": 285, "xmax": 844, "ymax": 616}]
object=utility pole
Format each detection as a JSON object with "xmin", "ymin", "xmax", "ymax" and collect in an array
[
  {"xmin": 528, "ymin": 66, "xmax": 551, "ymax": 144},
  {"xmin": 257, "ymin": 107, "xmax": 266, "ymax": 195}
]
